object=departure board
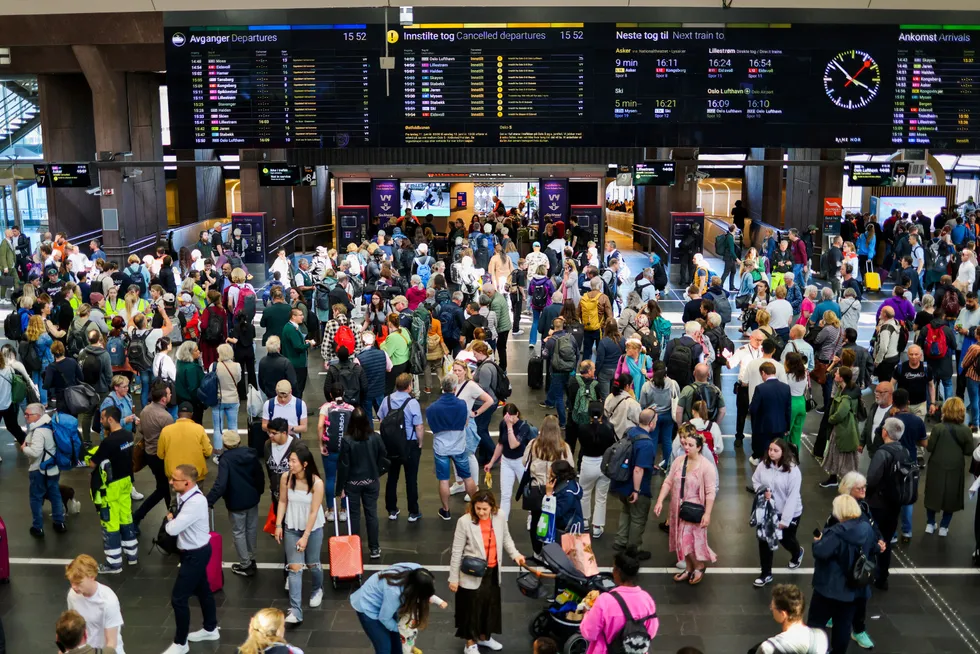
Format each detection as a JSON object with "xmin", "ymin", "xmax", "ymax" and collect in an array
[
  {"xmin": 165, "ymin": 25, "xmax": 380, "ymax": 148},
  {"xmin": 164, "ymin": 21, "xmax": 980, "ymax": 149},
  {"xmin": 394, "ymin": 26, "xmax": 588, "ymax": 145}
]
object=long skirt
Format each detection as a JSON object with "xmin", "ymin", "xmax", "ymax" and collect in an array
[
  {"xmin": 823, "ymin": 432, "xmax": 859, "ymax": 478},
  {"xmin": 454, "ymin": 568, "xmax": 502, "ymax": 641}
]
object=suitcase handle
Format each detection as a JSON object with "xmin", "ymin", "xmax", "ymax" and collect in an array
[{"xmin": 333, "ymin": 495, "xmax": 353, "ymax": 538}]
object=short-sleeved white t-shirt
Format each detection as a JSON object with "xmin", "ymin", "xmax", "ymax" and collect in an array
[
  {"xmin": 67, "ymin": 583, "xmax": 125, "ymax": 653},
  {"xmin": 453, "ymin": 379, "xmax": 488, "ymax": 415},
  {"xmin": 263, "ymin": 396, "xmax": 309, "ymax": 428}
]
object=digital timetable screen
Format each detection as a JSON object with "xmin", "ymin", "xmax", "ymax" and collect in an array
[{"xmin": 164, "ymin": 22, "xmax": 980, "ymax": 149}]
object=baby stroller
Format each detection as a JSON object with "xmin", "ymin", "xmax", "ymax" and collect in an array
[{"xmin": 519, "ymin": 542, "xmax": 616, "ymax": 654}]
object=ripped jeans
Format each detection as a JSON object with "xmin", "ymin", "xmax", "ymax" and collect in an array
[{"xmin": 284, "ymin": 527, "xmax": 324, "ymax": 621}]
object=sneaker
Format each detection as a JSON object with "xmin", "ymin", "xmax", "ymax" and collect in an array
[
  {"xmin": 338, "ymin": 510, "xmax": 347, "ymax": 522},
  {"xmin": 130, "ymin": 488, "xmax": 145, "ymax": 501},
  {"xmin": 408, "ymin": 513, "xmax": 422, "ymax": 523},
  {"xmin": 310, "ymin": 588, "xmax": 323, "ymax": 608},
  {"xmin": 592, "ymin": 526, "xmax": 604, "ymax": 539},
  {"xmin": 187, "ymin": 628, "xmax": 220, "ymax": 642},
  {"xmin": 753, "ymin": 575, "xmax": 773, "ymax": 588},
  {"xmin": 284, "ymin": 610, "xmax": 301, "ymax": 625},
  {"xmin": 438, "ymin": 508, "xmax": 452, "ymax": 521},
  {"xmin": 658, "ymin": 521, "xmax": 670, "ymax": 533},
  {"xmin": 819, "ymin": 477, "xmax": 839, "ymax": 489},
  {"xmin": 53, "ymin": 522, "xmax": 67, "ymax": 534},
  {"xmin": 449, "ymin": 482, "xmax": 466, "ymax": 495},
  {"xmin": 939, "ymin": 527, "xmax": 949, "ymax": 537},
  {"xmin": 370, "ymin": 548, "xmax": 382, "ymax": 560},
  {"xmin": 748, "ymin": 457, "xmax": 760, "ymax": 467},
  {"xmin": 788, "ymin": 547, "xmax": 804, "ymax": 569},
  {"xmin": 890, "ymin": 534, "xmax": 899, "ymax": 545},
  {"xmin": 527, "ymin": 343, "xmax": 535, "ymax": 349},
  {"xmin": 513, "ymin": 329, "xmax": 524, "ymax": 336},
  {"xmin": 635, "ymin": 550, "xmax": 652, "ymax": 561},
  {"xmin": 98, "ymin": 563, "xmax": 122, "ymax": 575},
  {"xmin": 211, "ymin": 454, "xmax": 221, "ymax": 465},
  {"xmin": 582, "ymin": 519, "xmax": 590, "ymax": 530},
  {"xmin": 477, "ymin": 638, "xmax": 504, "ymax": 651},
  {"xmin": 539, "ymin": 402, "xmax": 552, "ymax": 409},
  {"xmin": 815, "ymin": 407, "xmax": 825, "ymax": 414},
  {"xmin": 463, "ymin": 494, "xmax": 471, "ymax": 502},
  {"xmin": 325, "ymin": 508, "xmax": 335, "ymax": 522},
  {"xmin": 851, "ymin": 632, "xmax": 875, "ymax": 649},
  {"xmin": 161, "ymin": 643, "xmax": 190, "ymax": 654},
  {"xmin": 464, "ymin": 645, "xmax": 480, "ymax": 654},
  {"xmin": 925, "ymin": 523, "xmax": 936, "ymax": 534},
  {"xmin": 388, "ymin": 510, "xmax": 400, "ymax": 521},
  {"xmin": 232, "ymin": 562, "xmax": 257, "ymax": 577}
]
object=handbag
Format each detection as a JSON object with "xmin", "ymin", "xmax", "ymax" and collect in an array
[
  {"xmin": 132, "ymin": 437, "xmax": 147, "ymax": 474},
  {"xmin": 804, "ymin": 374, "xmax": 817, "ymax": 412},
  {"xmin": 812, "ymin": 360, "xmax": 830, "ymax": 386},
  {"xmin": 460, "ymin": 555, "xmax": 488, "ymax": 577},
  {"xmin": 678, "ymin": 456, "xmax": 706, "ymax": 524}
]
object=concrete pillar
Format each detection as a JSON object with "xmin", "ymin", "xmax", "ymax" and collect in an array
[
  {"xmin": 634, "ymin": 148, "xmax": 698, "ymax": 252},
  {"xmin": 784, "ymin": 148, "xmax": 844, "ymax": 266},
  {"xmin": 176, "ymin": 149, "xmax": 226, "ymax": 226},
  {"xmin": 72, "ymin": 45, "xmax": 166, "ymax": 254},
  {"xmin": 37, "ymin": 73, "xmax": 99, "ymax": 238},
  {"xmin": 291, "ymin": 166, "xmax": 330, "ymax": 251},
  {"xmin": 240, "ymin": 149, "xmax": 293, "ymax": 258},
  {"xmin": 744, "ymin": 147, "xmax": 783, "ymax": 228}
]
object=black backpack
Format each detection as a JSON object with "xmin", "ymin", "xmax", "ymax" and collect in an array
[
  {"xmin": 478, "ymin": 359, "xmax": 512, "ymax": 401},
  {"xmin": 4, "ymin": 311, "xmax": 23, "ymax": 341},
  {"xmin": 66, "ymin": 320, "xmax": 94, "ymax": 358},
  {"xmin": 80, "ymin": 350, "xmax": 103, "ymax": 386},
  {"xmin": 122, "ymin": 265, "xmax": 147, "ymax": 296},
  {"xmin": 380, "ymin": 396, "xmax": 409, "ymax": 460},
  {"xmin": 530, "ymin": 280, "xmax": 549, "ymax": 310},
  {"xmin": 126, "ymin": 330, "xmax": 154, "ymax": 372},
  {"xmin": 607, "ymin": 590, "xmax": 656, "ymax": 654},
  {"xmin": 328, "ymin": 362, "xmax": 362, "ymax": 406},
  {"xmin": 691, "ymin": 383, "xmax": 721, "ymax": 421},
  {"xmin": 848, "ymin": 546, "xmax": 878, "ymax": 590},
  {"xmin": 889, "ymin": 445, "xmax": 920, "ymax": 506},
  {"xmin": 201, "ymin": 307, "xmax": 224, "ymax": 345},
  {"xmin": 665, "ymin": 339, "xmax": 694, "ymax": 387},
  {"xmin": 652, "ymin": 261, "xmax": 668, "ymax": 290}
]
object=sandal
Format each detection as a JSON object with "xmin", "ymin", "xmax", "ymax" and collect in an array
[
  {"xmin": 673, "ymin": 571, "xmax": 691, "ymax": 583},
  {"xmin": 689, "ymin": 567, "xmax": 706, "ymax": 585}
]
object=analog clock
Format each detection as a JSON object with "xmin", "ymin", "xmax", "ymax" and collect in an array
[{"xmin": 823, "ymin": 50, "xmax": 881, "ymax": 110}]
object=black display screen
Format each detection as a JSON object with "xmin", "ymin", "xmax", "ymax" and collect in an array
[
  {"xmin": 34, "ymin": 163, "xmax": 92, "ymax": 188},
  {"xmin": 258, "ymin": 164, "xmax": 317, "ymax": 186},
  {"xmin": 164, "ymin": 22, "xmax": 980, "ymax": 149},
  {"xmin": 634, "ymin": 162, "xmax": 676, "ymax": 186}
]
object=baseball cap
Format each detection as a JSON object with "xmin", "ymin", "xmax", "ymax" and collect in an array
[
  {"xmin": 533, "ymin": 241, "xmax": 541, "ymax": 248},
  {"xmin": 180, "ymin": 292, "xmax": 193, "ymax": 303},
  {"xmin": 178, "ymin": 401, "xmax": 194, "ymax": 414}
]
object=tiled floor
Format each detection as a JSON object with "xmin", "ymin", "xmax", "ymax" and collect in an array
[{"xmin": 1, "ymin": 272, "xmax": 979, "ymax": 654}]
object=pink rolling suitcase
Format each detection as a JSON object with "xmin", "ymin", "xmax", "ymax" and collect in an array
[
  {"xmin": 0, "ymin": 515, "xmax": 9, "ymax": 582},
  {"xmin": 206, "ymin": 509, "xmax": 223, "ymax": 592}
]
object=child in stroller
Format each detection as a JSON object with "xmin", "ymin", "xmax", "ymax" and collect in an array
[{"xmin": 520, "ymin": 542, "xmax": 616, "ymax": 654}]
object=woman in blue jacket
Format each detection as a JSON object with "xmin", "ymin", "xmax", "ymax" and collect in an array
[
  {"xmin": 806, "ymin": 494, "xmax": 878, "ymax": 654},
  {"xmin": 546, "ymin": 460, "xmax": 584, "ymax": 534},
  {"xmin": 855, "ymin": 225, "xmax": 877, "ymax": 281},
  {"xmin": 351, "ymin": 563, "xmax": 444, "ymax": 653}
]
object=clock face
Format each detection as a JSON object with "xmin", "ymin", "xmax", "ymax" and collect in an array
[{"xmin": 823, "ymin": 50, "xmax": 881, "ymax": 110}]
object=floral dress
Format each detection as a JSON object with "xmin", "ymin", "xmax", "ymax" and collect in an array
[{"xmin": 666, "ymin": 455, "xmax": 718, "ymax": 563}]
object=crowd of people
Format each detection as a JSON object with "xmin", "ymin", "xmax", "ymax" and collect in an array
[{"xmin": 5, "ymin": 199, "xmax": 980, "ymax": 654}]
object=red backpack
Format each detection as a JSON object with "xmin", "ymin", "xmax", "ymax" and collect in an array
[
  {"xmin": 335, "ymin": 324, "xmax": 356, "ymax": 356},
  {"xmin": 924, "ymin": 324, "xmax": 948, "ymax": 360},
  {"xmin": 696, "ymin": 422, "xmax": 719, "ymax": 464}
]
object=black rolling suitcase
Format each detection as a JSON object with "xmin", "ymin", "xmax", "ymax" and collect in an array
[{"xmin": 528, "ymin": 356, "xmax": 544, "ymax": 390}]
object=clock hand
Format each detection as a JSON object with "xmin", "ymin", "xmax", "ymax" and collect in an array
[
  {"xmin": 832, "ymin": 61, "xmax": 869, "ymax": 90},
  {"xmin": 844, "ymin": 60, "xmax": 871, "ymax": 88}
]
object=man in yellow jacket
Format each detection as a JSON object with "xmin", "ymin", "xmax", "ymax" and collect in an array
[{"xmin": 158, "ymin": 402, "xmax": 213, "ymax": 479}]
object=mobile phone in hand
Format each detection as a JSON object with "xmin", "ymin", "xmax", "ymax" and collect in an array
[{"xmin": 813, "ymin": 528, "xmax": 822, "ymax": 539}]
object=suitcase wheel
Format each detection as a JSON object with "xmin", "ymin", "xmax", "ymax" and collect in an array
[{"xmin": 331, "ymin": 577, "xmax": 338, "ymax": 590}]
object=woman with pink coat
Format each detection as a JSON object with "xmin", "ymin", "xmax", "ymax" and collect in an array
[{"xmin": 580, "ymin": 547, "xmax": 658, "ymax": 654}]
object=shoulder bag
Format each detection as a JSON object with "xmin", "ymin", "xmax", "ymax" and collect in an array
[{"xmin": 678, "ymin": 456, "xmax": 706, "ymax": 524}]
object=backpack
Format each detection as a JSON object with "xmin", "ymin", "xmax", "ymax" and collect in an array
[
  {"xmin": 62, "ymin": 382, "xmax": 100, "ymax": 417},
  {"xmin": 530, "ymin": 279, "xmax": 549, "ymax": 310},
  {"xmin": 714, "ymin": 233, "xmax": 729, "ymax": 258},
  {"xmin": 475, "ymin": 240, "xmax": 490, "ymax": 270},
  {"xmin": 322, "ymin": 403, "xmax": 353, "ymax": 454},
  {"xmin": 607, "ymin": 590, "xmax": 656, "ymax": 654},
  {"xmin": 414, "ymin": 257, "xmax": 433, "ymax": 287},
  {"xmin": 335, "ymin": 324, "xmax": 356, "ymax": 357},
  {"xmin": 665, "ymin": 339, "xmax": 694, "ymax": 387},
  {"xmin": 81, "ymin": 350, "xmax": 102, "ymax": 386},
  {"xmin": 941, "ymin": 289, "xmax": 961, "ymax": 320},
  {"xmin": 67, "ymin": 320, "xmax": 94, "ymax": 358},
  {"xmin": 122, "ymin": 265, "xmax": 147, "ymax": 296},
  {"xmin": 602, "ymin": 269, "xmax": 619, "ymax": 306},
  {"xmin": 601, "ymin": 431, "xmax": 649, "ymax": 484},
  {"xmin": 9, "ymin": 369, "xmax": 27, "ymax": 405},
  {"xmin": 550, "ymin": 333, "xmax": 578, "ymax": 373},
  {"xmin": 848, "ymin": 546, "xmax": 878, "ymax": 590},
  {"xmin": 4, "ymin": 310, "xmax": 23, "ymax": 341},
  {"xmin": 19, "ymin": 340, "xmax": 41, "ymax": 373},
  {"xmin": 889, "ymin": 448, "xmax": 919, "ymax": 506},
  {"xmin": 449, "ymin": 262, "xmax": 462, "ymax": 285},
  {"xmin": 201, "ymin": 307, "xmax": 224, "ymax": 345},
  {"xmin": 761, "ymin": 326, "xmax": 786, "ymax": 359},
  {"xmin": 478, "ymin": 359, "xmax": 512, "ymax": 401},
  {"xmin": 265, "ymin": 398, "xmax": 304, "ymax": 424},
  {"xmin": 380, "ymin": 396, "xmax": 409, "ymax": 460},
  {"xmin": 39, "ymin": 413, "xmax": 82, "ymax": 472},
  {"xmin": 652, "ymin": 261, "xmax": 668, "ymax": 290},
  {"xmin": 924, "ymin": 324, "xmax": 948, "ymax": 359},
  {"xmin": 197, "ymin": 363, "xmax": 221, "ymax": 407},
  {"xmin": 234, "ymin": 286, "xmax": 257, "ymax": 320},
  {"xmin": 571, "ymin": 376, "xmax": 598, "ymax": 425},
  {"xmin": 126, "ymin": 330, "xmax": 154, "ymax": 372},
  {"xmin": 691, "ymin": 383, "xmax": 721, "ymax": 421},
  {"xmin": 695, "ymin": 421, "xmax": 719, "ymax": 464},
  {"xmin": 328, "ymin": 362, "xmax": 362, "ymax": 406},
  {"xmin": 107, "ymin": 335, "xmax": 127, "ymax": 367},
  {"xmin": 580, "ymin": 293, "xmax": 602, "ymax": 331}
]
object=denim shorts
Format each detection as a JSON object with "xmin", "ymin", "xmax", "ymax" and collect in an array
[{"xmin": 434, "ymin": 451, "xmax": 470, "ymax": 481}]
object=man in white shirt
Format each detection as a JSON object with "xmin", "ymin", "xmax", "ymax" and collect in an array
[
  {"xmin": 957, "ymin": 249, "xmax": 977, "ymax": 292},
  {"xmin": 65, "ymin": 554, "xmax": 125, "ymax": 653},
  {"xmin": 760, "ymin": 584, "xmax": 828, "ymax": 654},
  {"xmin": 726, "ymin": 330, "xmax": 764, "ymax": 450},
  {"xmin": 261, "ymin": 379, "xmax": 309, "ymax": 437},
  {"xmin": 163, "ymin": 464, "xmax": 219, "ymax": 654},
  {"xmin": 766, "ymin": 285, "xmax": 794, "ymax": 342},
  {"xmin": 746, "ymin": 340, "xmax": 789, "ymax": 402},
  {"xmin": 859, "ymin": 382, "xmax": 893, "ymax": 456}
]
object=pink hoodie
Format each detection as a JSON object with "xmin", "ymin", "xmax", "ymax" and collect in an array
[{"xmin": 579, "ymin": 586, "xmax": 659, "ymax": 654}]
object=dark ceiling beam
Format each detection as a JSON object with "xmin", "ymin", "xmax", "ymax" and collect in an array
[
  {"xmin": 0, "ymin": 12, "xmax": 162, "ymax": 46},
  {"xmin": 2, "ymin": 45, "xmax": 165, "ymax": 74}
]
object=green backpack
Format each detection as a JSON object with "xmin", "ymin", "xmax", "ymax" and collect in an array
[
  {"xmin": 571, "ymin": 376, "xmax": 598, "ymax": 425},
  {"xmin": 9, "ymin": 370, "xmax": 26, "ymax": 405}
]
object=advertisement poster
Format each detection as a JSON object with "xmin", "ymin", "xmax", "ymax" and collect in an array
[
  {"xmin": 823, "ymin": 197, "xmax": 843, "ymax": 236},
  {"xmin": 230, "ymin": 212, "xmax": 266, "ymax": 265},
  {"xmin": 337, "ymin": 206, "xmax": 370, "ymax": 253},
  {"xmin": 571, "ymin": 205, "xmax": 604, "ymax": 252},
  {"xmin": 370, "ymin": 178, "xmax": 400, "ymax": 227},
  {"xmin": 455, "ymin": 191, "xmax": 467, "ymax": 210},
  {"xmin": 539, "ymin": 178, "xmax": 569, "ymax": 231},
  {"xmin": 669, "ymin": 212, "xmax": 704, "ymax": 265}
]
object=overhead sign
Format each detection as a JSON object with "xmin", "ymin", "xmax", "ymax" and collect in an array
[
  {"xmin": 848, "ymin": 161, "xmax": 909, "ymax": 187},
  {"xmin": 34, "ymin": 163, "xmax": 91, "ymax": 188},
  {"xmin": 258, "ymin": 165, "xmax": 317, "ymax": 187},
  {"xmin": 633, "ymin": 162, "xmax": 676, "ymax": 186}
]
